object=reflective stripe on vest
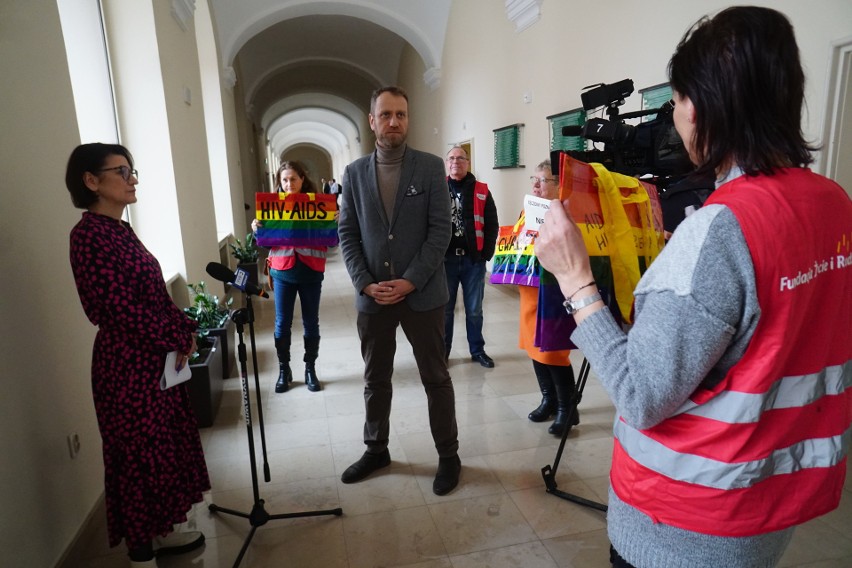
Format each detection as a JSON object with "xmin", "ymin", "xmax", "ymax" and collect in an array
[
  {"xmin": 268, "ymin": 246, "xmax": 327, "ymax": 272},
  {"xmin": 675, "ymin": 363, "xmax": 850, "ymax": 422},
  {"xmin": 472, "ymin": 182, "xmax": 488, "ymax": 251},
  {"xmin": 615, "ymin": 388, "xmax": 850, "ymax": 491}
]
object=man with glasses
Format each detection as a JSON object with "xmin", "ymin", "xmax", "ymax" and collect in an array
[{"xmin": 443, "ymin": 146, "xmax": 499, "ymax": 367}]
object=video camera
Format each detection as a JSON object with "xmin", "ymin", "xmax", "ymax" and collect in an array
[
  {"xmin": 560, "ymin": 79, "xmax": 692, "ymax": 181},
  {"xmin": 553, "ymin": 79, "xmax": 716, "ymax": 233}
]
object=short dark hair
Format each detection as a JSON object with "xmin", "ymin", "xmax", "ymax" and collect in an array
[
  {"xmin": 370, "ymin": 86, "xmax": 408, "ymax": 115},
  {"xmin": 668, "ymin": 6, "xmax": 816, "ymax": 177},
  {"xmin": 65, "ymin": 143, "xmax": 134, "ymax": 209},
  {"xmin": 276, "ymin": 160, "xmax": 317, "ymax": 193}
]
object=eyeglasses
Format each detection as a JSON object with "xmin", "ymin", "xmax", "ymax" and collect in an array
[
  {"xmin": 530, "ymin": 176, "xmax": 556, "ymax": 185},
  {"xmin": 447, "ymin": 156, "xmax": 468, "ymax": 162},
  {"xmin": 98, "ymin": 165, "xmax": 138, "ymax": 181}
]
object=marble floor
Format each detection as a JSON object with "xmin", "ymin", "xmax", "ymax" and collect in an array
[{"xmin": 73, "ymin": 248, "xmax": 851, "ymax": 567}]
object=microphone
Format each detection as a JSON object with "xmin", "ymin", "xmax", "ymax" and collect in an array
[
  {"xmin": 561, "ymin": 125, "xmax": 584, "ymax": 137},
  {"xmin": 205, "ymin": 262, "xmax": 269, "ymax": 298}
]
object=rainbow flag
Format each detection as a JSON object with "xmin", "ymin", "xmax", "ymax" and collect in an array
[
  {"xmin": 255, "ymin": 192, "xmax": 338, "ymax": 247},
  {"xmin": 490, "ymin": 221, "xmax": 540, "ymax": 287},
  {"xmin": 534, "ymin": 154, "xmax": 665, "ymax": 351}
]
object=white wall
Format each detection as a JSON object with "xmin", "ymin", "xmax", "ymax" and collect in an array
[
  {"xmin": 434, "ymin": 0, "xmax": 852, "ymax": 227},
  {"xmin": 0, "ymin": 2, "xmax": 104, "ymax": 566},
  {"xmin": 0, "ymin": 1, "xmax": 241, "ymax": 564}
]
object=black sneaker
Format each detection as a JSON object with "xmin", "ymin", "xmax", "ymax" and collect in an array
[
  {"xmin": 433, "ymin": 454, "xmax": 461, "ymax": 495},
  {"xmin": 471, "ymin": 353, "xmax": 495, "ymax": 368},
  {"xmin": 340, "ymin": 450, "xmax": 391, "ymax": 484}
]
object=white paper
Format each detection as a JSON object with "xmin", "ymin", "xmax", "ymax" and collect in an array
[
  {"xmin": 523, "ymin": 194, "xmax": 552, "ymax": 232},
  {"xmin": 160, "ymin": 350, "xmax": 192, "ymax": 390}
]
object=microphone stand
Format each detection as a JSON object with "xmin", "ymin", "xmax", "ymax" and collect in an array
[
  {"xmin": 208, "ymin": 293, "xmax": 342, "ymax": 567},
  {"xmin": 540, "ymin": 357, "xmax": 608, "ymax": 512}
]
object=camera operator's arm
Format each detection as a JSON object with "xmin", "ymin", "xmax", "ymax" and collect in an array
[{"xmin": 537, "ymin": 201, "xmax": 757, "ymax": 430}]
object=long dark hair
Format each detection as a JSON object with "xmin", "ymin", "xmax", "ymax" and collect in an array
[
  {"xmin": 275, "ymin": 160, "xmax": 317, "ymax": 193},
  {"xmin": 668, "ymin": 6, "xmax": 816, "ymax": 178}
]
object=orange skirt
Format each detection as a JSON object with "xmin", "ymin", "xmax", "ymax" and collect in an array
[{"xmin": 518, "ymin": 285, "xmax": 571, "ymax": 365}]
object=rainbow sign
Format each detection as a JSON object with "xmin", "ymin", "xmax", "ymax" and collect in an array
[
  {"xmin": 255, "ymin": 192, "xmax": 338, "ymax": 247},
  {"xmin": 490, "ymin": 219, "xmax": 539, "ymax": 287}
]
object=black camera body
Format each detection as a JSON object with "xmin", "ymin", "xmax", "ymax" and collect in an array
[
  {"xmin": 562, "ymin": 79, "xmax": 692, "ymax": 180},
  {"xmin": 555, "ymin": 79, "xmax": 716, "ymax": 234}
]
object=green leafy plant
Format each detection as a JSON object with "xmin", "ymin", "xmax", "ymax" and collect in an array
[
  {"xmin": 229, "ymin": 232, "xmax": 259, "ymax": 264},
  {"xmin": 184, "ymin": 282, "xmax": 232, "ymax": 363},
  {"xmin": 189, "ymin": 335, "xmax": 216, "ymax": 364},
  {"xmin": 184, "ymin": 281, "xmax": 232, "ymax": 332}
]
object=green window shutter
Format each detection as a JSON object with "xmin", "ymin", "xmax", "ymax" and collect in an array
[
  {"xmin": 548, "ymin": 109, "xmax": 587, "ymax": 152},
  {"xmin": 639, "ymin": 83, "xmax": 673, "ymax": 121},
  {"xmin": 493, "ymin": 124, "xmax": 523, "ymax": 168}
]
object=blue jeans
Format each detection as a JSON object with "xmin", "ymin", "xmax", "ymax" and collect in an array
[
  {"xmin": 271, "ymin": 275, "xmax": 322, "ymax": 339},
  {"xmin": 444, "ymin": 255, "xmax": 486, "ymax": 355}
]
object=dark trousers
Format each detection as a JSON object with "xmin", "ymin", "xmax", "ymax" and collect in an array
[
  {"xmin": 356, "ymin": 303, "xmax": 459, "ymax": 458},
  {"xmin": 444, "ymin": 255, "xmax": 487, "ymax": 355},
  {"xmin": 272, "ymin": 277, "xmax": 322, "ymax": 339}
]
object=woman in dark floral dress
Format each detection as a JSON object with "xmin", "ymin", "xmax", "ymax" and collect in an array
[{"xmin": 66, "ymin": 143, "xmax": 210, "ymax": 567}]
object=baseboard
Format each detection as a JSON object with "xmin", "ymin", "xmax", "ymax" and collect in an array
[{"xmin": 54, "ymin": 493, "xmax": 109, "ymax": 568}]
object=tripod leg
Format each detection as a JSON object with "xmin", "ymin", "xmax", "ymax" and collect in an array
[
  {"xmin": 232, "ymin": 526, "xmax": 258, "ymax": 568},
  {"xmin": 208, "ymin": 304, "xmax": 345, "ymax": 568},
  {"xmin": 540, "ymin": 358, "xmax": 607, "ymax": 512},
  {"xmin": 208, "ymin": 502, "xmax": 251, "ymax": 520}
]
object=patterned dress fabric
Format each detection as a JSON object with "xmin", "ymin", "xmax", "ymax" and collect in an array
[{"xmin": 69, "ymin": 212, "xmax": 210, "ymax": 548}]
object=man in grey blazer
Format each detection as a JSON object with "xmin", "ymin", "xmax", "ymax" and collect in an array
[{"xmin": 338, "ymin": 86, "xmax": 461, "ymax": 496}]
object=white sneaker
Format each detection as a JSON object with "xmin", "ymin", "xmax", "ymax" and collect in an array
[{"xmin": 152, "ymin": 530, "xmax": 205, "ymax": 557}]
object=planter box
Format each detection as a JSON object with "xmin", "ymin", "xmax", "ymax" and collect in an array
[
  {"xmin": 188, "ymin": 335, "xmax": 224, "ymax": 428},
  {"xmin": 208, "ymin": 318, "xmax": 236, "ymax": 378}
]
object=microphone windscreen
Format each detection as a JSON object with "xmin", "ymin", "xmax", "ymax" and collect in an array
[
  {"xmin": 562, "ymin": 125, "xmax": 584, "ymax": 137},
  {"xmin": 206, "ymin": 261, "xmax": 236, "ymax": 284}
]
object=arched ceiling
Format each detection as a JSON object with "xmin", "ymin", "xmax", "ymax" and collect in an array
[{"xmin": 208, "ymin": 0, "xmax": 451, "ymax": 171}]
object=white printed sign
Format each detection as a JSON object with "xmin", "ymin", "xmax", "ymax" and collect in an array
[{"xmin": 523, "ymin": 194, "xmax": 552, "ymax": 232}]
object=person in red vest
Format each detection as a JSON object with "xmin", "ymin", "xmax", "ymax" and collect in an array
[
  {"xmin": 253, "ymin": 160, "xmax": 329, "ymax": 393},
  {"xmin": 536, "ymin": 6, "xmax": 851, "ymax": 568},
  {"xmin": 444, "ymin": 145, "xmax": 499, "ymax": 367}
]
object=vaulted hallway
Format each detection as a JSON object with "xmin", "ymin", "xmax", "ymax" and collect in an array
[{"xmin": 2, "ymin": 1, "xmax": 851, "ymax": 567}]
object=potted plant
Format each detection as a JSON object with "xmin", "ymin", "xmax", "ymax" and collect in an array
[
  {"xmin": 184, "ymin": 281, "xmax": 235, "ymax": 378},
  {"xmin": 229, "ymin": 232, "xmax": 260, "ymax": 288},
  {"xmin": 186, "ymin": 333, "xmax": 223, "ymax": 428},
  {"xmin": 183, "ymin": 282, "xmax": 233, "ymax": 427}
]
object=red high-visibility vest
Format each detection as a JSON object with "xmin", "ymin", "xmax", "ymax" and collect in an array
[
  {"xmin": 268, "ymin": 246, "xmax": 327, "ymax": 272},
  {"xmin": 612, "ymin": 168, "xmax": 852, "ymax": 537}
]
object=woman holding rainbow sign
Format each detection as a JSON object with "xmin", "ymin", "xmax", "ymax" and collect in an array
[{"xmin": 253, "ymin": 160, "xmax": 331, "ymax": 393}]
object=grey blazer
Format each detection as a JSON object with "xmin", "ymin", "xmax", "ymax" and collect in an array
[{"xmin": 339, "ymin": 147, "xmax": 451, "ymax": 314}]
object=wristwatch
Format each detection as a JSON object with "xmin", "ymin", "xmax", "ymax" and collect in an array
[{"xmin": 563, "ymin": 292, "xmax": 602, "ymax": 315}]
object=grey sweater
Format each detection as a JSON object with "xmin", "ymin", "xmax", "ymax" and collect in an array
[{"xmin": 572, "ymin": 202, "xmax": 795, "ymax": 567}]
